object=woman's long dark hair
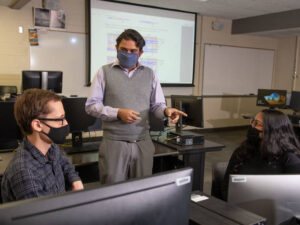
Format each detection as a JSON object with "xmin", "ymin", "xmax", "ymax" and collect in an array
[
  {"xmin": 232, "ymin": 109, "xmax": 300, "ymax": 172},
  {"xmin": 261, "ymin": 109, "xmax": 300, "ymax": 157}
]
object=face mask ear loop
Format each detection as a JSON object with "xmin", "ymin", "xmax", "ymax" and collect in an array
[
  {"xmin": 39, "ymin": 120, "xmax": 51, "ymax": 128},
  {"xmin": 38, "ymin": 120, "xmax": 51, "ymax": 137}
]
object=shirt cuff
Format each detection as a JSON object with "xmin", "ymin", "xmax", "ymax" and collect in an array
[
  {"xmin": 100, "ymin": 107, "xmax": 119, "ymax": 121},
  {"xmin": 110, "ymin": 107, "xmax": 119, "ymax": 120},
  {"xmin": 68, "ymin": 174, "xmax": 81, "ymax": 184},
  {"xmin": 154, "ymin": 105, "xmax": 167, "ymax": 119}
]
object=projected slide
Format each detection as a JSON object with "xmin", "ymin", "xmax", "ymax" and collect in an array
[{"xmin": 90, "ymin": 0, "xmax": 196, "ymax": 85}]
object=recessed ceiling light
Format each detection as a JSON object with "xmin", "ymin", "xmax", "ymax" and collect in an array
[{"xmin": 197, "ymin": 0, "xmax": 208, "ymax": 2}]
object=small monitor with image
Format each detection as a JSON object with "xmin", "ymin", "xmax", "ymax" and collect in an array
[{"xmin": 256, "ymin": 89, "xmax": 287, "ymax": 108}]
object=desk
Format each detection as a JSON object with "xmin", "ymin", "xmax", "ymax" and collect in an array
[
  {"xmin": 153, "ymin": 138, "xmax": 225, "ymax": 191},
  {"xmin": 190, "ymin": 191, "xmax": 266, "ymax": 225},
  {"xmin": 0, "ymin": 136, "xmax": 224, "ymax": 192},
  {"xmin": 63, "ymin": 137, "xmax": 224, "ymax": 191}
]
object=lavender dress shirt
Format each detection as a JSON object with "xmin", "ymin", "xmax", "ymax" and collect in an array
[{"xmin": 85, "ymin": 61, "xmax": 167, "ymax": 121}]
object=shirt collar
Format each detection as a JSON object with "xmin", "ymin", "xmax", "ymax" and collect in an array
[{"xmin": 23, "ymin": 138, "xmax": 58, "ymax": 165}]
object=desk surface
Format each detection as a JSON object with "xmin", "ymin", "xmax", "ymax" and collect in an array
[
  {"xmin": 190, "ymin": 192, "xmax": 266, "ymax": 225},
  {"xmin": 153, "ymin": 138, "xmax": 225, "ymax": 154},
  {"xmin": 0, "ymin": 134, "xmax": 225, "ymax": 174}
]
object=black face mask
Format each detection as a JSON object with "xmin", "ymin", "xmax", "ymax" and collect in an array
[
  {"xmin": 247, "ymin": 126, "xmax": 262, "ymax": 146},
  {"xmin": 41, "ymin": 122, "xmax": 70, "ymax": 144}
]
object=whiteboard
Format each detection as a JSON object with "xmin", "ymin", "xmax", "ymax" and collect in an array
[
  {"xmin": 203, "ymin": 44, "xmax": 275, "ymax": 95},
  {"xmin": 29, "ymin": 30, "xmax": 193, "ymax": 97},
  {"xmin": 30, "ymin": 30, "xmax": 90, "ymax": 97}
]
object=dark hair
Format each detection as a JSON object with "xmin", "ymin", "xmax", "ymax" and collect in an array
[
  {"xmin": 232, "ymin": 109, "xmax": 300, "ymax": 172},
  {"xmin": 116, "ymin": 29, "xmax": 145, "ymax": 51},
  {"xmin": 260, "ymin": 109, "xmax": 300, "ymax": 157},
  {"xmin": 14, "ymin": 88, "xmax": 61, "ymax": 135}
]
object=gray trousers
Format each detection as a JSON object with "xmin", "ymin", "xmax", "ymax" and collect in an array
[{"xmin": 98, "ymin": 134, "xmax": 155, "ymax": 184}]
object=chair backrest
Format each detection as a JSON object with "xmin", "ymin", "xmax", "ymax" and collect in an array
[
  {"xmin": 0, "ymin": 174, "xmax": 3, "ymax": 204},
  {"xmin": 227, "ymin": 174, "xmax": 300, "ymax": 225},
  {"xmin": 211, "ymin": 162, "xmax": 228, "ymax": 199}
]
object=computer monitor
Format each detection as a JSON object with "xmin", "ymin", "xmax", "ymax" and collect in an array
[
  {"xmin": 0, "ymin": 101, "xmax": 22, "ymax": 150},
  {"xmin": 256, "ymin": 89, "xmax": 287, "ymax": 108},
  {"xmin": 228, "ymin": 174, "xmax": 300, "ymax": 225},
  {"xmin": 289, "ymin": 91, "xmax": 300, "ymax": 112},
  {"xmin": 171, "ymin": 95, "xmax": 203, "ymax": 133},
  {"xmin": 149, "ymin": 111, "xmax": 166, "ymax": 131},
  {"xmin": 0, "ymin": 168, "xmax": 193, "ymax": 225},
  {"xmin": 62, "ymin": 97, "xmax": 101, "ymax": 147},
  {"xmin": 22, "ymin": 70, "xmax": 63, "ymax": 93}
]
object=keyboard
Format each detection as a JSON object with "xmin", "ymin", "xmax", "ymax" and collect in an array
[{"xmin": 63, "ymin": 141, "xmax": 101, "ymax": 154}]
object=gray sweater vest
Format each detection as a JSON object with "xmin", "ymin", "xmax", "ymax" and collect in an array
[{"xmin": 102, "ymin": 64, "xmax": 154, "ymax": 141}]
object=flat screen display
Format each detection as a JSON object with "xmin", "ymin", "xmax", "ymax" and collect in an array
[
  {"xmin": 171, "ymin": 95, "xmax": 203, "ymax": 127},
  {"xmin": 256, "ymin": 89, "xmax": 287, "ymax": 107},
  {"xmin": 0, "ymin": 168, "xmax": 193, "ymax": 225},
  {"xmin": 89, "ymin": 0, "xmax": 196, "ymax": 86}
]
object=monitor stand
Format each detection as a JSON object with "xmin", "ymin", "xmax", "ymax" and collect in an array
[
  {"xmin": 72, "ymin": 131, "xmax": 83, "ymax": 147},
  {"xmin": 168, "ymin": 102, "xmax": 204, "ymax": 146},
  {"xmin": 63, "ymin": 131, "xmax": 101, "ymax": 154}
]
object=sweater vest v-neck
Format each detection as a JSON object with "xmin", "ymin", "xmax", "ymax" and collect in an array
[{"xmin": 102, "ymin": 64, "xmax": 154, "ymax": 141}]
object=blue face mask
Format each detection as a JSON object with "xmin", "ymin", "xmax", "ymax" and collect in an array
[{"xmin": 117, "ymin": 50, "xmax": 139, "ymax": 68}]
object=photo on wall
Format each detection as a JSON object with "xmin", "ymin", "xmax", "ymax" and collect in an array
[
  {"xmin": 50, "ymin": 9, "xmax": 66, "ymax": 30},
  {"xmin": 34, "ymin": 8, "xmax": 66, "ymax": 30},
  {"xmin": 34, "ymin": 8, "xmax": 50, "ymax": 27}
]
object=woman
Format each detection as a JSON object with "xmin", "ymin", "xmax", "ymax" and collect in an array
[{"xmin": 221, "ymin": 109, "xmax": 300, "ymax": 200}]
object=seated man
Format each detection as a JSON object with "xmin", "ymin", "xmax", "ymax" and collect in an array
[{"xmin": 1, "ymin": 89, "xmax": 83, "ymax": 203}]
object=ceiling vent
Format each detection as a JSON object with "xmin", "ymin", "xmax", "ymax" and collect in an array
[{"xmin": 9, "ymin": 0, "xmax": 31, "ymax": 9}]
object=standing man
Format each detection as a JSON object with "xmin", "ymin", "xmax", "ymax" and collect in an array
[
  {"xmin": 1, "ymin": 89, "xmax": 83, "ymax": 203},
  {"xmin": 86, "ymin": 29, "xmax": 186, "ymax": 184}
]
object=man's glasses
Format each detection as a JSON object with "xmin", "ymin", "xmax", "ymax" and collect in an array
[
  {"xmin": 250, "ymin": 118, "xmax": 263, "ymax": 128},
  {"xmin": 38, "ymin": 117, "xmax": 66, "ymax": 125}
]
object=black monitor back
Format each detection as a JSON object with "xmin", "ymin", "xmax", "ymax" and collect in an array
[
  {"xmin": 0, "ymin": 101, "xmax": 22, "ymax": 138},
  {"xmin": 256, "ymin": 89, "xmax": 287, "ymax": 108},
  {"xmin": 289, "ymin": 91, "xmax": 300, "ymax": 112},
  {"xmin": 0, "ymin": 101, "xmax": 22, "ymax": 150},
  {"xmin": 0, "ymin": 168, "xmax": 193, "ymax": 225},
  {"xmin": 149, "ymin": 111, "xmax": 166, "ymax": 131},
  {"xmin": 22, "ymin": 70, "xmax": 62, "ymax": 93},
  {"xmin": 62, "ymin": 97, "xmax": 99, "ymax": 132},
  {"xmin": 171, "ymin": 95, "xmax": 204, "ymax": 127}
]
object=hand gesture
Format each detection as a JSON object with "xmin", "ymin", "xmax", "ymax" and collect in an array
[
  {"xmin": 164, "ymin": 107, "xmax": 187, "ymax": 123},
  {"xmin": 118, "ymin": 109, "xmax": 142, "ymax": 123}
]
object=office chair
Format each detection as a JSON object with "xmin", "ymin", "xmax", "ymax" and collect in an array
[
  {"xmin": 211, "ymin": 162, "xmax": 228, "ymax": 199},
  {"xmin": 75, "ymin": 162, "xmax": 99, "ymax": 184},
  {"xmin": 0, "ymin": 174, "xmax": 3, "ymax": 204}
]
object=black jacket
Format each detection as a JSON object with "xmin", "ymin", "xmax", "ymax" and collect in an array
[{"xmin": 221, "ymin": 146, "xmax": 300, "ymax": 200}]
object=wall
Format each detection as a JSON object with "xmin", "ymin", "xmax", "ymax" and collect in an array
[
  {"xmin": 294, "ymin": 37, "xmax": 300, "ymax": 91},
  {"xmin": 0, "ymin": 0, "xmax": 34, "ymax": 88},
  {"xmin": 274, "ymin": 37, "xmax": 296, "ymax": 92},
  {"xmin": 194, "ymin": 16, "xmax": 278, "ymax": 128},
  {"xmin": 0, "ymin": 0, "xmax": 87, "ymax": 94},
  {"xmin": 0, "ymin": 1, "xmax": 298, "ymax": 128}
]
